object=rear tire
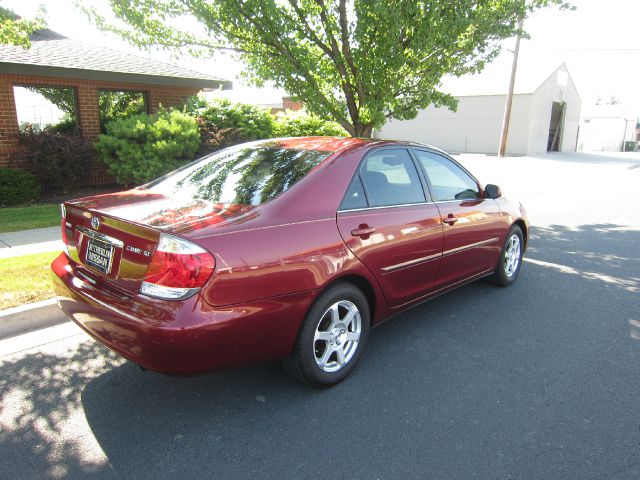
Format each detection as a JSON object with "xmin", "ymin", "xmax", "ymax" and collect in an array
[
  {"xmin": 488, "ymin": 225, "xmax": 524, "ymax": 287},
  {"xmin": 283, "ymin": 282, "xmax": 370, "ymax": 387}
]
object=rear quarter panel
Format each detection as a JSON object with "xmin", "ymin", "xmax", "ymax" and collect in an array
[{"xmin": 200, "ymin": 219, "xmax": 356, "ymax": 306}]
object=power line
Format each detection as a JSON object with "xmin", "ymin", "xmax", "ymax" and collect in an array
[{"xmin": 537, "ymin": 48, "xmax": 640, "ymax": 52}]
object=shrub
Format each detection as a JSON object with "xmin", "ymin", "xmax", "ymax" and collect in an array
[
  {"xmin": 183, "ymin": 96, "xmax": 274, "ymax": 141},
  {"xmin": 181, "ymin": 96, "xmax": 347, "ymax": 153},
  {"xmin": 0, "ymin": 167, "xmax": 41, "ymax": 206},
  {"xmin": 273, "ymin": 110, "xmax": 347, "ymax": 137},
  {"xmin": 96, "ymin": 109, "xmax": 200, "ymax": 185},
  {"xmin": 195, "ymin": 118, "xmax": 243, "ymax": 156},
  {"xmin": 21, "ymin": 128, "xmax": 93, "ymax": 191}
]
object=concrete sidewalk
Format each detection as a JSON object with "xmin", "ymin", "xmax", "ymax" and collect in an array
[
  {"xmin": 0, "ymin": 299, "xmax": 68, "ymax": 341},
  {"xmin": 0, "ymin": 226, "xmax": 63, "ymax": 259}
]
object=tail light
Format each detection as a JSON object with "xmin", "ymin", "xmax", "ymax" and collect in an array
[
  {"xmin": 60, "ymin": 203, "xmax": 69, "ymax": 254},
  {"xmin": 141, "ymin": 234, "xmax": 215, "ymax": 300}
]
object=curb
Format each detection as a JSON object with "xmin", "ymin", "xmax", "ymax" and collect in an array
[{"xmin": 0, "ymin": 298, "xmax": 69, "ymax": 340}]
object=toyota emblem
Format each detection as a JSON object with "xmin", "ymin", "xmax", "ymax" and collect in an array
[{"xmin": 91, "ymin": 217, "xmax": 100, "ymax": 230}]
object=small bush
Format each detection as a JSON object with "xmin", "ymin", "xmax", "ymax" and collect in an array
[
  {"xmin": 0, "ymin": 167, "xmax": 41, "ymax": 206},
  {"xmin": 21, "ymin": 129, "xmax": 93, "ymax": 191},
  {"xmin": 195, "ymin": 118, "xmax": 243, "ymax": 156},
  {"xmin": 273, "ymin": 110, "xmax": 347, "ymax": 137},
  {"xmin": 96, "ymin": 109, "xmax": 200, "ymax": 185},
  {"xmin": 183, "ymin": 96, "xmax": 274, "ymax": 141}
]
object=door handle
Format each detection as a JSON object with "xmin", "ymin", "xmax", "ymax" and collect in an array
[
  {"xmin": 351, "ymin": 225, "xmax": 376, "ymax": 238},
  {"xmin": 443, "ymin": 214, "xmax": 458, "ymax": 225}
]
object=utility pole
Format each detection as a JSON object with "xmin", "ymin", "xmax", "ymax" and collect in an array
[{"xmin": 498, "ymin": 17, "xmax": 523, "ymax": 157}]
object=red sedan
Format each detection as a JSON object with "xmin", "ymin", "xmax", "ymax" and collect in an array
[{"xmin": 51, "ymin": 137, "xmax": 527, "ymax": 387}]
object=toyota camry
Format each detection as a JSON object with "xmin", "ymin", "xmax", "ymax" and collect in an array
[{"xmin": 51, "ymin": 137, "xmax": 527, "ymax": 387}]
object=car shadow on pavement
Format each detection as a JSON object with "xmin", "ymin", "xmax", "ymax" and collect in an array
[
  {"xmin": 0, "ymin": 341, "xmax": 124, "ymax": 480},
  {"xmin": 2, "ymin": 224, "xmax": 639, "ymax": 480}
]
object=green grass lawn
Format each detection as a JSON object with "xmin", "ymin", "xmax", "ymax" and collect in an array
[
  {"xmin": 0, "ymin": 204, "xmax": 60, "ymax": 233},
  {"xmin": 0, "ymin": 251, "xmax": 59, "ymax": 310}
]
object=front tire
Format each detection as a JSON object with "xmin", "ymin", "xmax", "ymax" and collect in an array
[
  {"xmin": 283, "ymin": 282, "xmax": 370, "ymax": 387},
  {"xmin": 489, "ymin": 225, "xmax": 524, "ymax": 287}
]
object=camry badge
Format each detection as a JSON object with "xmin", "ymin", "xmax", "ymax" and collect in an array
[{"xmin": 91, "ymin": 217, "xmax": 100, "ymax": 230}]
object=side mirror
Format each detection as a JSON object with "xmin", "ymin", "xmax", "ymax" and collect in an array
[{"xmin": 484, "ymin": 184, "xmax": 502, "ymax": 199}]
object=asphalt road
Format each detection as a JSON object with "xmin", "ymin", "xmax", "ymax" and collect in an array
[{"xmin": 1, "ymin": 152, "xmax": 639, "ymax": 480}]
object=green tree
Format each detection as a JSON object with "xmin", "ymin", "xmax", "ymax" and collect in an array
[
  {"xmin": 22, "ymin": 86, "xmax": 78, "ymax": 134},
  {"xmin": 0, "ymin": 7, "xmax": 45, "ymax": 48},
  {"xmin": 98, "ymin": 90, "xmax": 146, "ymax": 129},
  {"xmin": 80, "ymin": 0, "xmax": 570, "ymax": 137},
  {"xmin": 25, "ymin": 86, "xmax": 76, "ymax": 114}
]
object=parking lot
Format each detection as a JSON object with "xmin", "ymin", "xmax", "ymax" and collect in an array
[{"xmin": 1, "ymin": 152, "xmax": 639, "ymax": 480}]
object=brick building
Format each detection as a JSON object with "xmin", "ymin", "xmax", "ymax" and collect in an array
[
  {"xmin": 267, "ymin": 96, "xmax": 304, "ymax": 114},
  {"xmin": 0, "ymin": 29, "xmax": 230, "ymax": 184}
]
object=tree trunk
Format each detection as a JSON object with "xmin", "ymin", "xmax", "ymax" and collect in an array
[{"xmin": 353, "ymin": 123, "xmax": 373, "ymax": 138}]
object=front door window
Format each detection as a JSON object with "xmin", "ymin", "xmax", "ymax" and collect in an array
[{"xmin": 414, "ymin": 151, "xmax": 479, "ymax": 201}]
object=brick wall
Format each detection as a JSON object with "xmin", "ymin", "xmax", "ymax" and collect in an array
[
  {"xmin": 282, "ymin": 96, "xmax": 303, "ymax": 111},
  {"xmin": 0, "ymin": 73, "xmax": 200, "ymax": 185}
]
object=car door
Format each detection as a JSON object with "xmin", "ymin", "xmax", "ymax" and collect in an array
[
  {"xmin": 337, "ymin": 147, "xmax": 443, "ymax": 307},
  {"xmin": 413, "ymin": 149, "xmax": 504, "ymax": 288}
]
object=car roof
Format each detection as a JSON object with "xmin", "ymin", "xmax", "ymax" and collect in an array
[
  {"xmin": 243, "ymin": 136, "xmax": 446, "ymax": 156},
  {"xmin": 241, "ymin": 136, "xmax": 370, "ymax": 153}
]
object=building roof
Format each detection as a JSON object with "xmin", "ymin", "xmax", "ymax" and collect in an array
[
  {"xmin": 439, "ymin": 53, "xmax": 570, "ymax": 97},
  {"xmin": 0, "ymin": 29, "xmax": 231, "ymax": 89}
]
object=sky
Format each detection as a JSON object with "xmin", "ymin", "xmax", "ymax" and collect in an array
[{"xmin": 3, "ymin": 0, "xmax": 640, "ymax": 115}]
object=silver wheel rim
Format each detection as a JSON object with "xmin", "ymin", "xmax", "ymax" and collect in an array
[
  {"xmin": 314, "ymin": 300, "xmax": 362, "ymax": 373},
  {"xmin": 504, "ymin": 234, "xmax": 521, "ymax": 278}
]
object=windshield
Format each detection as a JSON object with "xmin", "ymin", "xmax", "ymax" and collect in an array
[{"xmin": 146, "ymin": 146, "xmax": 331, "ymax": 206}]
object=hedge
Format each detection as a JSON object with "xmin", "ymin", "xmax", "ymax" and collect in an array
[
  {"xmin": 272, "ymin": 110, "xmax": 347, "ymax": 137},
  {"xmin": 0, "ymin": 168, "xmax": 41, "ymax": 206},
  {"xmin": 96, "ymin": 109, "xmax": 200, "ymax": 185}
]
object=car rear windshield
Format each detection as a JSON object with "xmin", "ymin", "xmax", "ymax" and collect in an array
[{"xmin": 145, "ymin": 146, "xmax": 331, "ymax": 205}]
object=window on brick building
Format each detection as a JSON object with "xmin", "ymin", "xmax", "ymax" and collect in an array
[
  {"xmin": 13, "ymin": 85, "xmax": 79, "ymax": 134},
  {"xmin": 98, "ymin": 90, "xmax": 147, "ymax": 132}
]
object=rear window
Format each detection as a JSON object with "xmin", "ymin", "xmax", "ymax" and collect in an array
[{"xmin": 145, "ymin": 146, "xmax": 331, "ymax": 205}]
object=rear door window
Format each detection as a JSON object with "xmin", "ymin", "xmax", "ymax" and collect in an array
[
  {"xmin": 340, "ymin": 176, "xmax": 368, "ymax": 210},
  {"xmin": 359, "ymin": 149, "xmax": 425, "ymax": 207}
]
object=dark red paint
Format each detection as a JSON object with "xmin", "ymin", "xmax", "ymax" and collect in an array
[{"xmin": 51, "ymin": 137, "xmax": 528, "ymax": 374}]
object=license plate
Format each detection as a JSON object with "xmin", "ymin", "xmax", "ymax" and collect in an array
[{"xmin": 85, "ymin": 238, "xmax": 114, "ymax": 274}]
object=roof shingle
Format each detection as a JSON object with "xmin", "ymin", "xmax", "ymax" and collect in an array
[{"xmin": 0, "ymin": 29, "xmax": 231, "ymax": 89}]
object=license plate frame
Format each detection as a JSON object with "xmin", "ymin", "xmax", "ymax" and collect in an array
[{"xmin": 85, "ymin": 237, "xmax": 115, "ymax": 274}]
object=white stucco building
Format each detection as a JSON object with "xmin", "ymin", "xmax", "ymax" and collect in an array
[
  {"xmin": 376, "ymin": 62, "xmax": 581, "ymax": 155},
  {"xmin": 577, "ymin": 103, "xmax": 637, "ymax": 152}
]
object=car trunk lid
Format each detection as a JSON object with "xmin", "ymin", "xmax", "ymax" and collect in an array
[{"xmin": 63, "ymin": 188, "xmax": 254, "ymax": 294}]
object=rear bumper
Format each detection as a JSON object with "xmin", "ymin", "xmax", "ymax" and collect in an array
[{"xmin": 51, "ymin": 253, "xmax": 315, "ymax": 374}]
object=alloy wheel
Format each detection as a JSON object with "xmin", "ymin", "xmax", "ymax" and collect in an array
[
  {"xmin": 313, "ymin": 300, "xmax": 362, "ymax": 372},
  {"xmin": 504, "ymin": 233, "xmax": 521, "ymax": 277}
]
